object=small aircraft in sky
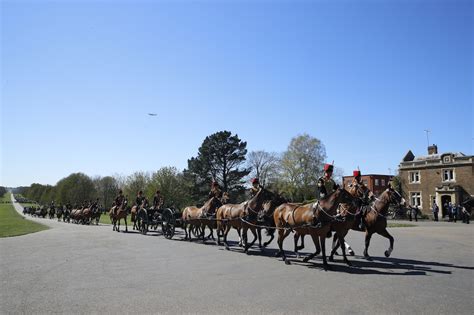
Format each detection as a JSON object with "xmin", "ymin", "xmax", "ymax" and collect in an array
[{"xmin": 147, "ymin": 113, "xmax": 158, "ymax": 116}]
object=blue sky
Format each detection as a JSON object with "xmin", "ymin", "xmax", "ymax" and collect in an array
[{"xmin": 1, "ymin": 0, "xmax": 473, "ymax": 187}]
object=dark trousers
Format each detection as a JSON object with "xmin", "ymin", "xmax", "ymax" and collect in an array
[{"xmin": 433, "ymin": 212, "xmax": 438, "ymax": 221}]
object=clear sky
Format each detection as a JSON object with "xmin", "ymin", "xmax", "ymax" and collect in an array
[{"xmin": 1, "ymin": 0, "xmax": 473, "ymax": 187}]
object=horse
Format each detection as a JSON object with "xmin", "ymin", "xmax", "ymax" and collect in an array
[
  {"xmin": 109, "ymin": 199, "xmax": 129, "ymax": 232},
  {"xmin": 273, "ymin": 188, "xmax": 356, "ymax": 270},
  {"xmin": 91, "ymin": 205, "xmax": 101, "ymax": 225},
  {"xmin": 324, "ymin": 182, "xmax": 374, "ymax": 265},
  {"xmin": 257, "ymin": 194, "xmax": 290, "ymax": 248},
  {"xmin": 48, "ymin": 206, "xmax": 56, "ymax": 220},
  {"xmin": 131, "ymin": 200, "xmax": 148, "ymax": 231},
  {"xmin": 330, "ymin": 185, "xmax": 406, "ymax": 260},
  {"xmin": 56, "ymin": 206, "xmax": 63, "ymax": 222},
  {"xmin": 240, "ymin": 188, "xmax": 280, "ymax": 253},
  {"xmin": 181, "ymin": 197, "xmax": 222, "ymax": 241},
  {"xmin": 63, "ymin": 206, "xmax": 71, "ymax": 223}
]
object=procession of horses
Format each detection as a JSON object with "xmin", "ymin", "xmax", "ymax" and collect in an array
[{"xmin": 19, "ymin": 179, "xmax": 406, "ymax": 271}]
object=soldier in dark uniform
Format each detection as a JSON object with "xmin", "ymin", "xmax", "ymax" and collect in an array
[
  {"xmin": 153, "ymin": 190, "xmax": 164, "ymax": 210},
  {"xmin": 208, "ymin": 181, "xmax": 223, "ymax": 200},
  {"xmin": 315, "ymin": 163, "xmax": 340, "ymax": 227},
  {"xmin": 249, "ymin": 178, "xmax": 261, "ymax": 197},
  {"xmin": 135, "ymin": 190, "xmax": 147, "ymax": 209},
  {"xmin": 317, "ymin": 164, "xmax": 338, "ymax": 200},
  {"xmin": 350, "ymin": 170, "xmax": 370, "ymax": 230},
  {"xmin": 113, "ymin": 190, "xmax": 125, "ymax": 214}
]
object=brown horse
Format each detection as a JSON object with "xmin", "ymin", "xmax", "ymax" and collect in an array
[
  {"xmin": 323, "ymin": 182, "xmax": 374, "ymax": 265},
  {"xmin": 330, "ymin": 186, "xmax": 406, "ymax": 260},
  {"xmin": 273, "ymin": 188, "xmax": 355, "ymax": 270},
  {"xmin": 181, "ymin": 197, "xmax": 222, "ymax": 241},
  {"xmin": 257, "ymin": 194, "xmax": 289, "ymax": 248},
  {"xmin": 241, "ymin": 188, "xmax": 281, "ymax": 253},
  {"xmin": 109, "ymin": 199, "xmax": 129, "ymax": 232},
  {"xmin": 131, "ymin": 200, "xmax": 148, "ymax": 231}
]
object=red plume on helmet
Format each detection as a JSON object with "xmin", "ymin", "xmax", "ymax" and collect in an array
[
  {"xmin": 251, "ymin": 178, "xmax": 259, "ymax": 184},
  {"xmin": 353, "ymin": 170, "xmax": 361, "ymax": 177},
  {"xmin": 324, "ymin": 164, "xmax": 334, "ymax": 172}
]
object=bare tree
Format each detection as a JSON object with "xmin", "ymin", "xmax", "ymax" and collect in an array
[{"xmin": 246, "ymin": 150, "xmax": 280, "ymax": 187}]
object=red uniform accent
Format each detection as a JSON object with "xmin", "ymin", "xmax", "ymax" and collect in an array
[
  {"xmin": 353, "ymin": 170, "xmax": 361, "ymax": 177},
  {"xmin": 324, "ymin": 164, "xmax": 334, "ymax": 172}
]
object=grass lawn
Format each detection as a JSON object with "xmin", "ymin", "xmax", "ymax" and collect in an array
[
  {"xmin": 387, "ymin": 223, "xmax": 416, "ymax": 228},
  {"xmin": 0, "ymin": 193, "xmax": 48, "ymax": 238}
]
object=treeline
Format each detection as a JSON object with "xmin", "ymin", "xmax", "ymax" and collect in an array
[
  {"xmin": 0, "ymin": 186, "xmax": 7, "ymax": 198},
  {"xmin": 18, "ymin": 131, "xmax": 342, "ymax": 208}
]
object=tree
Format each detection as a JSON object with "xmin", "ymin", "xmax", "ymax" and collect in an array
[
  {"xmin": 279, "ymin": 134, "xmax": 327, "ymax": 201},
  {"xmin": 145, "ymin": 167, "xmax": 192, "ymax": 210},
  {"xmin": 55, "ymin": 173, "xmax": 97, "ymax": 205},
  {"xmin": 0, "ymin": 186, "xmax": 7, "ymax": 198},
  {"xmin": 184, "ymin": 131, "xmax": 250, "ymax": 203},
  {"xmin": 94, "ymin": 176, "xmax": 119, "ymax": 209},
  {"xmin": 123, "ymin": 171, "xmax": 150, "ymax": 200},
  {"xmin": 246, "ymin": 150, "xmax": 280, "ymax": 187}
]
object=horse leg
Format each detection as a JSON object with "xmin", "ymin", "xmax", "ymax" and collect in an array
[
  {"xmin": 338, "ymin": 233, "xmax": 351, "ymax": 266},
  {"xmin": 319, "ymin": 234, "xmax": 330, "ymax": 271},
  {"xmin": 330, "ymin": 233, "xmax": 340, "ymax": 258},
  {"xmin": 242, "ymin": 226, "xmax": 249, "ymax": 252},
  {"xmin": 245, "ymin": 227, "xmax": 258, "ymax": 253},
  {"xmin": 201, "ymin": 225, "xmax": 206, "ymax": 242},
  {"xmin": 124, "ymin": 217, "xmax": 128, "ymax": 232},
  {"xmin": 237, "ymin": 228, "xmax": 243, "ymax": 247},
  {"xmin": 277, "ymin": 229, "xmax": 292, "ymax": 265},
  {"xmin": 257, "ymin": 228, "xmax": 263, "ymax": 249},
  {"xmin": 294, "ymin": 234, "xmax": 302, "ymax": 258},
  {"xmin": 263, "ymin": 228, "xmax": 275, "ymax": 247},
  {"xmin": 303, "ymin": 233, "xmax": 321, "ymax": 263},
  {"xmin": 223, "ymin": 225, "xmax": 232, "ymax": 250},
  {"xmin": 378, "ymin": 228, "xmax": 394, "ymax": 257},
  {"xmin": 297, "ymin": 234, "xmax": 305, "ymax": 251},
  {"xmin": 363, "ymin": 231, "xmax": 373, "ymax": 260}
]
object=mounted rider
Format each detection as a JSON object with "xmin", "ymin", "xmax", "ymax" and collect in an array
[
  {"xmin": 153, "ymin": 189, "xmax": 164, "ymax": 210},
  {"xmin": 314, "ymin": 163, "xmax": 341, "ymax": 227},
  {"xmin": 349, "ymin": 170, "xmax": 371, "ymax": 230},
  {"xmin": 249, "ymin": 178, "xmax": 261, "ymax": 197},
  {"xmin": 208, "ymin": 180, "xmax": 223, "ymax": 200},
  {"xmin": 135, "ymin": 190, "xmax": 148, "ymax": 209},
  {"xmin": 113, "ymin": 190, "xmax": 126, "ymax": 215}
]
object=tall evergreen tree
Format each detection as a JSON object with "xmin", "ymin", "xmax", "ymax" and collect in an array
[{"xmin": 184, "ymin": 131, "xmax": 250, "ymax": 203}]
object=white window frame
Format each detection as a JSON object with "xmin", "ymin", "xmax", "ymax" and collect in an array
[
  {"xmin": 375, "ymin": 179, "xmax": 379, "ymax": 186},
  {"xmin": 410, "ymin": 191, "xmax": 422, "ymax": 208},
  {"xmin": 442, "ymin": 169, "xmax": 455, "ymax": 182},
  {"xmin": 409, "ymin": 171, "xmax": 420, "ymax": 183},
  {"xmin": 443, "ymin": 156, "xmax": 450, "ymax": 163},
  {"xmin": 381, "ymin": 179, "xmax": 386, "ymax": 186}
]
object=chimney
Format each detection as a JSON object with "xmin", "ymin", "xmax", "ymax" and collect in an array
[{"xmin": 428, "ymin": 144, "xmax": 438, "ymax": 155}]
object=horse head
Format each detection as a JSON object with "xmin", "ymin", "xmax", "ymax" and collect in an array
[
  {"xmin": 245, "ymin": 187, "xmax": 274, "ymax": 219},
  {"xmin": 201, "ymin": 196, "xmax": 222, "ymax": 217},
  {"xmin": 258, "ymin": 193, "xmax": 287, "ymax": 222}
]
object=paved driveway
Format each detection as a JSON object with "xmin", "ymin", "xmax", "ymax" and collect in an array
[{"xmin": 1, "ymin": 195, "xmax": 473, "ymax": 314}]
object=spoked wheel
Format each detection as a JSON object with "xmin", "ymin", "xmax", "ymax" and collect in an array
[
  {"xmin": 161, "ymin": 208, "xmax": 176, "ymax": 239},
  {"xmin": 137, "ymin": 209, "xmax": 149, "ymax": 235}
]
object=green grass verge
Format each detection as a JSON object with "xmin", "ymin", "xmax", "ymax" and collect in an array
[
  {"xmin": 387, "ymin": 223, "xmax": 416, "ymax": 228},
  {"xmin": 0, "ymin": 193, "xmax": 48, "ymax": 238}
]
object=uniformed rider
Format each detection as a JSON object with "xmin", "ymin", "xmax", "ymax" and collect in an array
[
  {"xmin": 153, "ymin": 190, "xmax": 164, "ymax": 210},
  {"xmin": 249, "ymin": 178, "xmax": 261, "ymax": 197},
  {"xmin": 135, "ymin": 190, "xmax": 148, "ymax": 209},
  {"xmin": 208, "ymin": 181, "xmax": 223, "ymax": 200}
]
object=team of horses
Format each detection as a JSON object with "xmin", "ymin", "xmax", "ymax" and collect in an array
[
  {"xmin": 178, "ymin": 183, "xmax": 406, "ymax": 270},
  {"xmin": 24, "ymin": 204, "xmax": 101, "ymax": 225}
]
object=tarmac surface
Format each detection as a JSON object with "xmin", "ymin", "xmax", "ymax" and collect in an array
[{"xmin": 1, "ymin": 194, "xmax": 473, "ymax": 314}]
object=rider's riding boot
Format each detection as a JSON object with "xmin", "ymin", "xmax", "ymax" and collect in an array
[{"xmin": 358, "ymin": 217, "xmax": 365, "ymax": 230}]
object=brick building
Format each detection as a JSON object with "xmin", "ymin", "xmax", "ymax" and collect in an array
[
  {"xmin": 398, "ymin": 145, "xmax": 474, "ymax": 216},
  {"xmin": 342, "ymin": 174, "xmax": 393, "ymax": 196}
]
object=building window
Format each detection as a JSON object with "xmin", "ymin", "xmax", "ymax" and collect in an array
[
  {"xmin": 442, "ymin": 169, "xmax": 455, "ymax": 182},
  {"xmin": 409, "ymin": 171, "xmax": 420, "ymax": 183},
  {"xmin": 410, "ymin": 192, "xmax": 422, "ymax": 207},
  {"xmin": 375, "ymin": 179, "xmax": 379, "ymax": 186},
  {"xmin": 362, "ymin": 180, "xmax": 368, "ymax": 186},
  {"xmin": 444, "ymin": 156, "xmax": 450, "ymax": 163},
  {"xmin": 381, "ymin": 179, "xmax": 386, "ymax": 186}
]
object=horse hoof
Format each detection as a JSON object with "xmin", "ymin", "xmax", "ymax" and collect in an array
[
  {"xmin": 334, "ymin": 251, "xmax": 340, "ymax": 256},
  {"xmin": 303, "ymin": 257, "xmax": 310, "ymax": 263},
  {"xmin": 275, "ymin": 251, "xmax": 282, "ymax": 257},
  {"xmin": 384, "ymin": 250, "xmax": 391, "ymax": 258},
  {"xmin": 225, "ymin": 246, "xmax": 230, "ymax": 251},
  {"xmin": 284, "ymin": 260, "xmax": 291, "ymax": 265},
  {"xmin": 364, "ymin": 255, "xmax": 372, "ymax": 261},
  {"xmin": 329, "ymin": 256, "xmax": 334, "ymax": 262},
  {"xmin": 323, "ymin": 264, "xmax": 331, "ymax": 271},
  {"xmin": 345, "ymin": 260, "xmax": 352, "ymax": 267},
  {"xmin": 349, "ymin": 250, "xmax": 355, "ymax": 256}
]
